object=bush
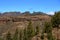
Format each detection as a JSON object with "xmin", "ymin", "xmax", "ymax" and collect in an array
[{"xmin": 51, "ymin": 11, "xmax": 60, "ymax": 28}]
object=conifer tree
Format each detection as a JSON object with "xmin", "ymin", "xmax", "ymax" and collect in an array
[
  {"xmin": 0, "ymin": 37, "xmax": 3, "ymax": 40},
  {"xmin": 51, "ymin": 11, "xmax": 60, "ymax": 28},
  {"xmin": 19, "ymin": 29, "xmax": 24, "ymax": 40},
  {"xmin": 35, "ymin": 26, "xmax": 40, "ymax": 40},
  {"xmin": 13, "ymin": 28, "xmax": 18, "ymax": 40},
  {"xmin": 35, "ymin": 26, "xmax": 40, "ymax": 35},
  {"xmin": 23, "ymin": 21, "xmax": 35, "ymax": 40},
  {"xmin": 44, "ymin": 22, "xmax": 54, "ymax": 40},
  {"xmin": 41, "ymin": 32, "xmax": 44, "ymax": 40},
  {"xmin": 26, "ymin": 21, "xmax": 35, "ymax": 40},
  {"xmin": 19, "ymin": 30, "xmax": 22, "ymax": 40},
  {"xmin": 23, "ymin": 27, "xmax": 28, "ymax": 40},
  {"xmin": 41, "ymin": 28, "xmax": 44, "ymax": 40},
  {"xmin": 6, "ymin": 31, "xmax": 12, "ymax": 40}
]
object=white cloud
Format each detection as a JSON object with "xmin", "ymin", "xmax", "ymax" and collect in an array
[{"xmin": 47, "ymin": 12, "xmax": 54, "ymax": 15}]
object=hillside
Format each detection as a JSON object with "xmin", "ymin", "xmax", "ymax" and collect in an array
[
  {"xmin": 0, "ymin": 12, "xmax": 50, "ymax": 34},
  {"xmin": 0, "ymin": 12, "xmax": 59, "ymax": 40}
]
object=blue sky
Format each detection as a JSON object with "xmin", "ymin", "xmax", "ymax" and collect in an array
[{"xmin": 0, "ymin": 0, "xmax": 60, "ymax": 14}]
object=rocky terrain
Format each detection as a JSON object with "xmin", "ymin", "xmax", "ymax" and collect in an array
[{"xmin": 0, "ymin": 12, "xmax": 59, "ymax": 40}]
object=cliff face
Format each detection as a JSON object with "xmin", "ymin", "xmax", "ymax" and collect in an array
[
  {"xmin": 0, "ymin": 15, "xmax": 50, "ymax": 37},
  {"xmin": 0, "ymin": 12, "xmax": 59, "ymax": 40},
  {"xmin": 0, "ymin": 15, "xmax": 51, "ymax": 23},
  {"xmin": 0, "ymin": 12, "xmax": 49, "ymax": 22},
  {"xmin": 0, "ymin": 12, "xmax": 51, "ymax": 39}
]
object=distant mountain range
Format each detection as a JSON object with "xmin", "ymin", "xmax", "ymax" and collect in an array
[{"xmin": 0, "ymin": 11, "xmax": 48, "ymax": 16}]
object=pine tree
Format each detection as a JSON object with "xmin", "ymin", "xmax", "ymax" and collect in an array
[
  {"xmin": 0, "ymin": 37, "xmax": 3, "ymax": 40},
  {"xmin": 13, "ymin": 28, "xmax": 18, "ymax": 40},
  {"xmin": 23, "ymin": 27, "xmax": 28, "ymax": 40},
  {"xmin": 23, "ymin": 21, "xmax": 35, "ymax": 40},
  {"xmin": 35, "ymin": 26, "xmax": 40, "ymax": 35},
  {"xmin": 26, "ymin": 21, "xmax": 35, "ymax": 40},
  {"xmin": 19, "ymin": 30, "xmax": 22, "ymax": 40},
  {"xmin": 19, "ymin": 29, "xmax": 24, "ymax": 40},
  {"xmin": 44, "ymin": 22, "xmax": 54, "ymax": 40},
  {"xmin": 41, "ymin": 27, "xmax": 44, "ymax": 40},
  {"xmin": 6, "ymin": 31, "xmax": 12, "ymax": 40},
  {"xmin": 41, "ymin": 32, "xmax": 44, "ymax": 40},
  {"xmin": 51, "ymin": 11, "xmax": 60, "ymax": 28},
  {"xmin": 35, "ymin": 26, "xmax": 40, "ymax": 40}
]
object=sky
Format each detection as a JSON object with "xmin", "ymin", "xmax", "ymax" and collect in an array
[{"xmin": 0, "ymin": 0, "xmax": 60, "ymax": 15}]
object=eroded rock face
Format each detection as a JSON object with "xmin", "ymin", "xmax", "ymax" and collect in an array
[
  {"xmin": 0, "ymin": 14, "xmax": 51, "ymax": 24},
  {"xmin": 0, "ymin": 14, "xmax": 51, "ymax": 40}
]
